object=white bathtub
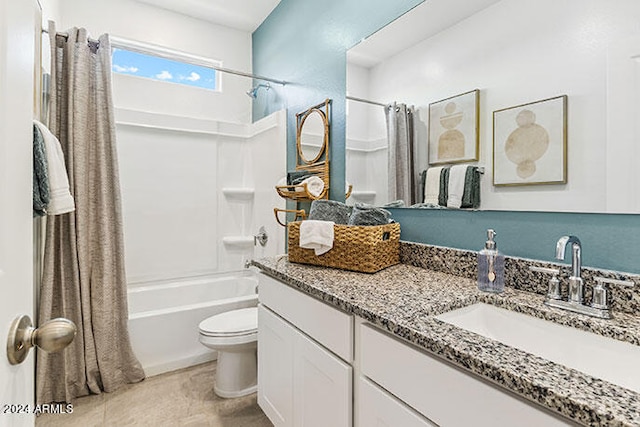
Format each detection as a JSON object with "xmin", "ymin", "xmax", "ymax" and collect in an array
[{"xmin": 128, "ymin": 270, "xmax": 258, "ymax": 376}]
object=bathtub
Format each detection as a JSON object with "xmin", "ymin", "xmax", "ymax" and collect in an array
[{"xmin": 128, "ymin": 270, "xmax": 258, "ymax": 376}]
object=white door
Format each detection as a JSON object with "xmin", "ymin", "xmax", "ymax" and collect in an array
[
  {"xmin": 293, "ymin": 331, "xmax": 352, "ymax": 427},
  {"xmin": 0, "ymin": 0, "xmax": 37, "ymax": 426},
  {"xmin": 257, "ymin": 305, "xmax": 294, "ymax": 427}
]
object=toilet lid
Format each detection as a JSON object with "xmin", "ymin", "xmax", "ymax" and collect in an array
[{"xmin": 199, "ymin": 307, "xmax": 258, "ymax": 336}]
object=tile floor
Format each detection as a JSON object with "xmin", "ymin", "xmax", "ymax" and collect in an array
[{"xmin": 36, "ymin": 361, "xmax": 273, "ymax": 427}]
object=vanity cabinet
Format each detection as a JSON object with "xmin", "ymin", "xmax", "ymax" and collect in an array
[
  {"xmin": 258, "ymin": 272, "xmax": 574, "ymax": 427},
  {"xmin": 357, "ymin": 376, "xmax": 436, "ymax": 427},
  {"xmin": 258, "ymin": 273, "xmax": 353, "ymax": 427},
  {"xmin": 358, "ymin": 323, "xmax": 573, "ymax": 427}
]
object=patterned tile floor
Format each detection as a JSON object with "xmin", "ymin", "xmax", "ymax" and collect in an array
[{"xmin": 36, "ymin": 361, "xmax": 272, "ymax": 427}]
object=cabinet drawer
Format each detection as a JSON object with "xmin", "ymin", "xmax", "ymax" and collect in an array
[
  {"xmin": 259, "ymin": 272, "xmax": 353, "ymax": 362},
  {"xmin": 360, "ymin": 323, "xmax": 572, "ymax": 427},
  {"xmin": 357, "ymin": 377, "xmax": 436, "ymax": 427}
]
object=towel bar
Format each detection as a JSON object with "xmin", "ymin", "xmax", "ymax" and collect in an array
[{"xmin": 274, "ymin": 208, "xmax": 307, "ymax": 227}]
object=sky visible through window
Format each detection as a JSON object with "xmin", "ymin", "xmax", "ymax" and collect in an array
[{"xmin": 112, "ymin": 48, "xmax": 217, "ymax": 90}]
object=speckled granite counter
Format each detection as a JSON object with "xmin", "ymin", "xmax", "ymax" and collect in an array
[{"xmin": 252, "ymin": 256, "xmax": 640, "ymax": 427}]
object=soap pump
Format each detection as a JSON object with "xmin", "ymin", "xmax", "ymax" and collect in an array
[{"xmin": 478, "ymin": 229, "xmax": 505, "ymax": 293}]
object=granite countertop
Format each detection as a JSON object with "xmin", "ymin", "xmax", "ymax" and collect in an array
[{"xmin": 252, "ymin": 256, "xmax": 640, "ymax": 427}]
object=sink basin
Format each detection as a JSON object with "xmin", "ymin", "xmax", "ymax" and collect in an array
[{"xmin": 435, "ymin": 303, "xmax": 640, "ymax": 393}]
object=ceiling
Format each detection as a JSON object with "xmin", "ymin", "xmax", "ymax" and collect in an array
[
  {"xmin": 134, "ymin": 0, "xmax": 282, "ymax": 32},
  {"xmin": 348, "ymin": 0, "xmax": 502, "ymax": 68}
]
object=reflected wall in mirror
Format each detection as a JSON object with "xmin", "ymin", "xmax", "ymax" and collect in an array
[{"xmin": 346, "ymin": 0, "xmax": 640, "ymax": 213}]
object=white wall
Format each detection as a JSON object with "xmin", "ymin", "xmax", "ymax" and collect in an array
[
  {"xmin": 52, "ymin": 0, "xmax": 253, "ymax": 123},
  {"xmin": 117, "ymin": 109, "xmax": 286, "ymax": 285},
  {"xmin": 357, "ymin": 0, "xmax": 640, "ymax": 212}
]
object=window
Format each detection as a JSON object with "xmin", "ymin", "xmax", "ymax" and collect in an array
[{"xmin": 111, "ymin": 41, "xmax": 220, "ymax": 91}]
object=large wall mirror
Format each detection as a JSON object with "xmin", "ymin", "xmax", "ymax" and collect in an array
[{"xmin": 345, "ymin": 0, "xmax": 640, "ymax": 213}]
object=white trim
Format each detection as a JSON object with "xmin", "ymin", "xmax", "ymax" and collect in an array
[
  {"xmin": 114, "ymin": 107, "xmax": 281, "ymax": 139},
  {"xmin": 110, "ymin": 36, "xmax": 222, "ymax": 69}
]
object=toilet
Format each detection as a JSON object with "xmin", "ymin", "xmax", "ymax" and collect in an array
[{"xmin": 198, "ymin": 307, "xmax": 258, "ymax": 398}]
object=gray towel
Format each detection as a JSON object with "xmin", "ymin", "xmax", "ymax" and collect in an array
[
  {"xmin": 308, "ymin": 200, "xmax": 352, "ymax": 224},
  {"xmin": 287, "ymin": 171, "xmax": 312, "ymax": 185},
  {"xmin": 419, "ymin": 169, "xmax": 427, "ymax": 204},
  {"xmin": 409, "ymin": 202, "xmax": 446, "ymax": 209},
  {"xmin": 348, "ymin": 203, "xmax": 391, "ymax": 226},
  {"xmin": 33, "ymin": 124, "xmax": 49, "ymax": 217},
  {"xmin": 438, "ymin": 167, "xmax": 450, "ymax": 207},
  {"xmin": 461, "ymin": 166, "xmax": 481, "ymax": 209},
  {"xmin": 382, "ymin": 200, "xmax": 405, "ymax": 208}
]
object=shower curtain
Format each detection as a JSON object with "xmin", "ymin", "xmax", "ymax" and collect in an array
[
  {"xmin": 37, "ymin": 23, "xmax": 145, "ymax": 404},
  {"xmin": 385, "ymin": 103, "xmax": 418, "ymax": 205}
]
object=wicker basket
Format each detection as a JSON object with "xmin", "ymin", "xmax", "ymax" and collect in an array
[{"xmin": 287, "ymin": 221, "xmax": 400, "ymax": 273}]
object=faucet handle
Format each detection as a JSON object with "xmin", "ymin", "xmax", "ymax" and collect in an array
[
  {"xmin": 529, "ymin": 266, "xmax": 560, "ymax": 275},
  {"xmin": 591, "ymin": 277, "xmax": 635, "ymax": 310},
  {"xmin": 529, "ymin": 266, "xmax": 561, "ymax": 300}
]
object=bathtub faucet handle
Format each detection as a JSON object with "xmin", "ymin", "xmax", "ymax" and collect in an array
[{"xmin": 254, "ymin": 226, "xmax": 268, "ymax": 247}]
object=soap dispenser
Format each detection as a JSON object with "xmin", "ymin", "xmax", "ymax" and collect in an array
[{"xmin": 478, "ymin": 229, "xmax": 505, "ymax": 293}]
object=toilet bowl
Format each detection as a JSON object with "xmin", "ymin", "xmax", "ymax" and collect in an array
[{"xmin": 198, "ymin": 307, "xmax": 258, "ymax": 398}]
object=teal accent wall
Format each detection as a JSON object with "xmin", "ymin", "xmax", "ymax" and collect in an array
[
  {"xmin": 253, "ymin": 0, "xmax": 640, "ymax": 274},
  {"xmin": 390, "ymin": 209, "xmax": 640, "ymax": 274}
]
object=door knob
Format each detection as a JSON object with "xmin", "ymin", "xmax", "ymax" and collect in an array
[{"xmin": 6, "ymin": 315, "xmax": 76, "ymax": 365}]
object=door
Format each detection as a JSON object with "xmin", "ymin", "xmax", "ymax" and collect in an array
[
  {"xmin": 293, "ymin": 329, "xmax": 352, "ymax": 427},
  {"xmin": 257, "ymin": 305, "xmax": 294, "ymax": 427},
  {"xmin": 0, "ymin": 0, "xmax": 37, "ymax": 425}
]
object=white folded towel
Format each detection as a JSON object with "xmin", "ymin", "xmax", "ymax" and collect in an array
[
  {"xmin": 424, "ymin": 166, "xmax": 443, "ymax": 205},
  {"xmin": 33, "ymin": 120, "xmax": 75, "ymax": 215},
  {"xmin": 299, "ymin": 220, "xmax": 335, "ymax": 255},
  {"xmin": 447, "ymin": 165, "xmax": 468, "ymax": 209},
  {"xmin": 301, "ymin": 176, "xmax": 325, "ymax": 198}
]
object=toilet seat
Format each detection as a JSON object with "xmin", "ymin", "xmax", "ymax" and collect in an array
[{"xmin": 199, "ymin": 307, "xmax": 258, "ymax": 337}]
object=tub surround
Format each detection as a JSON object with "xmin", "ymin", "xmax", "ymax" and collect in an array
[{"xmin": 251, "ymin": 245, "xmax": 640, "ymax": 426}]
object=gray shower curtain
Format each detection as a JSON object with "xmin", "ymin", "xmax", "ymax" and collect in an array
[
  {"xmin": 385, "ymin": 103, "xmax": 418, "ymax": 205},
  {"xmin": 37, "ymin": 23, "xmax": 145, "ymax": 404}
]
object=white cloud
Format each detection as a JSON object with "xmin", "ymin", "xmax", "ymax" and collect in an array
[
  {"xmin": 155, "ymin": 70, "xmax": 173, "ymax": 80},
  {"xmin": 185, "ymin": 72, "xmax": 201, "ymax": 82},
  {"xmin": 113, "ymin": 64, "xmax": 138, "ymax": 73}
]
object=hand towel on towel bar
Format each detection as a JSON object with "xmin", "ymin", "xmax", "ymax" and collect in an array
[
  {"xmin": 423, "ymin": 166, "xmax": 444, "ymax": 205},
  {"xmin": 33, "ymin": 120, "xmax": 75, "ymax": 215},
  {"xmin": 447, "ymin": 165, "xmax": 468, "ymax": 209},
  {"xmin": 299, "ymin": 220, "xmax": 335, "ymax": 255}
]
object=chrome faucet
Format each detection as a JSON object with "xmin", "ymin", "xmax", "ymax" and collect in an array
[
  {"xmin": 528, "ymin": 235, "xmax": 635, "ymax": 319},
  {"xmin": 555, "ymin": 235, "xmax": 583, "ymax": 304}
]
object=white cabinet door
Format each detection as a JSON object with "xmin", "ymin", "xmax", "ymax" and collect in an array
[
  {"xmin": 258, "ymin": 303, "xmax": 353, "ymax": 427},
  {"xmin": 357, "ymin": 377, "xmax": 436, "ymax": 427},
  {"xmin": 258, "ymin": 305, "xmax": 294, "ymax": 427},
  {"xmin": 293, "ymin": 330, "xmax": 352, "ymax": 427}
]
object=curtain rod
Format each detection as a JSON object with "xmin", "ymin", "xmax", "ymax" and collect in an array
[
  {"xmin": 42, "ymin": 27, "xmax": 68, "ymax": 39},
  {"xmin": 346, "ymin": 95, "xmax": 387, "ymax": 107},
  {"xmin": 41, "ymin": 28, "xmax": 288, "ymax": 86}
]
